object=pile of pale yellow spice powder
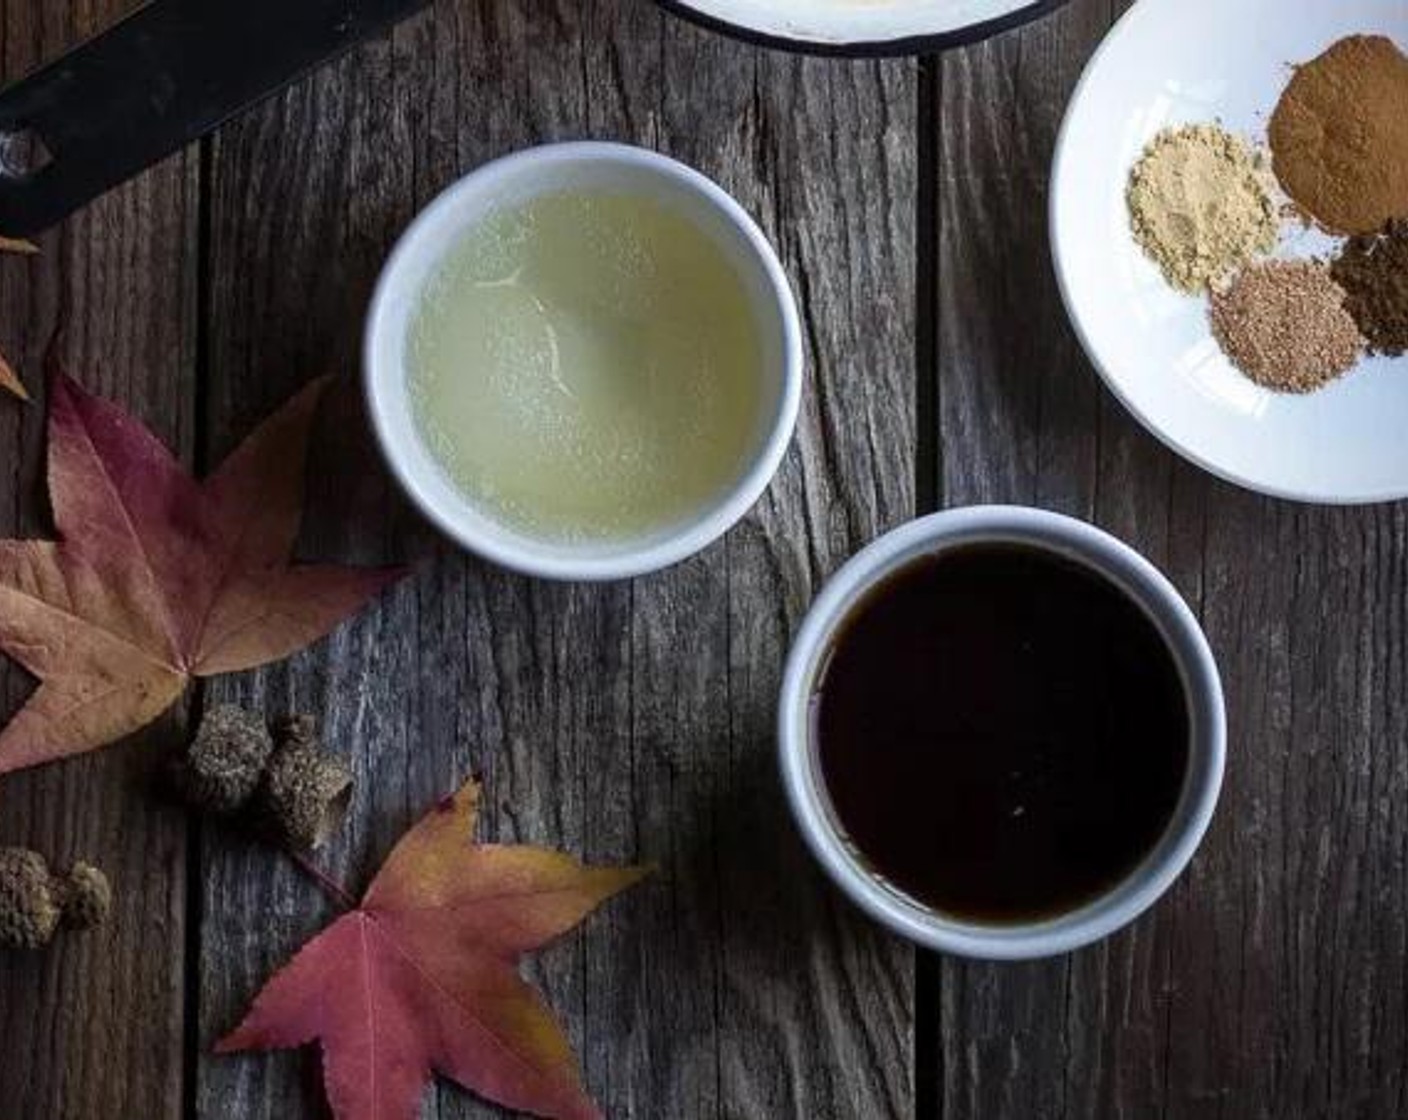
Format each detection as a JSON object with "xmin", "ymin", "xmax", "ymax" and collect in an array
[
  {"xmin": 1127, "ymin": 123, "xmax": 1278, "ymax": 294},
  {"xmin": 1125, "ymin": 34, "xmax": 1408, "ymax": 394}
]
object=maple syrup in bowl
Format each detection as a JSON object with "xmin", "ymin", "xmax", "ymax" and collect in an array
[{"xmin": 778, "ymin": 507, "xmax": 1225, "ymax": 960}]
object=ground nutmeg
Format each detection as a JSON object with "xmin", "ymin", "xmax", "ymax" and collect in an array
[{"xmin": 1210, "ymin": 260, "xmax": 1364, "ymax": 393}]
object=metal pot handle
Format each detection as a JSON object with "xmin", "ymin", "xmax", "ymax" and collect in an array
[{"xmin": 0, "ymin": 0, "xmax": 430, "ymax": 237}]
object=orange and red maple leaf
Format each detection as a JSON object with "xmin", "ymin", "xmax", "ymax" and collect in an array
[
  {"xmin": 219, "ymin": 780, "xmax": 648, "ymax": 1120},
  {"xmin": 0, "ymin": 375, "xmax": 404, "ymax": 773}
]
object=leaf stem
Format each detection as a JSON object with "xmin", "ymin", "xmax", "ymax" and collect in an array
[{"xmin": 284, "ymin": 845, "xmax": 357, "ymax": 912}]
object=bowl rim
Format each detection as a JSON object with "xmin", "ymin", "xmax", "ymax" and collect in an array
[
  {"xmin": 655, "ymin": 0, "xmax": 1074, "ymax": 56},
  {"xmin": 364, "ymin": 141, "xmax": 804, "ymax": 582},
  {"xmin": 1048, "ymin": 0, "xmax": 1408, "ymax": 506},
  {"xmin": 777, "ymin": 506, "xmax": 1226, "ymax": 960}
]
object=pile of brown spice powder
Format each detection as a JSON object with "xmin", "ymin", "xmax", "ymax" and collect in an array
[
  {"xmin": 1209, "ymin": 261, "xmax": 1364, "ymax": 393},
  {"xmin": 1331, "ymin": 219, "xmax": 1408, "ymax": 357},
  {"xmin": 1269, "ymin": 35, "xmax": 1408, "ymax": 235}
]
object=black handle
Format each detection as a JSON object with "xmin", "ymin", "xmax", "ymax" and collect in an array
[{"xmin": 0, "ymin": 0, "xmax": 432, "ymax": 237}]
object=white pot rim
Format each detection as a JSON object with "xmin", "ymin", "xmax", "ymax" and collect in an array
[
  {"xmin": 778, "ymin": 506, "xmax": 1226, "ymax": 960},
  {"xmin": 364, "ymin": 142, "xmax": 803, "ymax": 582},
  {"xmin": 660, "ymin": 0, "xmax": 1072, "ymax": 55}
]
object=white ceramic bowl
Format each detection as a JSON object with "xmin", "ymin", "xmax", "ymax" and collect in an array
[
  {"xmin": 1052, "ymin": 0, "xmax": 1408, "ymax": 504},
  {"xmin": 365, "ymin": 142, "xmax": 803, "ymax": 581},
  {"xmin": 659, "ymin": 0, "xmax": 1070, "ymax": 54},
  {"xmin": 779, "ymin": 507, "xmax": 1225, "ymax": 960}
]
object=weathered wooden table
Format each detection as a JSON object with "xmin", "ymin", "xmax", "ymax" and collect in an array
[{"xmin": 2, "ymin": 1, "xmax": 1404, "ymax": 1117}]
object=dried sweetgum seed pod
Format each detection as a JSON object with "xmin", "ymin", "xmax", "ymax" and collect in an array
[
  {"xmin": 256, "ymin": 718, "xmax": 353, "ymax": 850},
  {"xmin": 0, "ymin": 849, "xmax": 62, "ymax": 949},
  {"xmin": 273, "ymin": 714, "xmax": 317, "ymax": 750},
  {"xmin": 175, "ymin": 704, "xmax": 275, "ymax": 814},
  {"xmin": 0, "ymin": 850, "xmax": 112, "ymax": 950},
  {"xmin": 61, "ymin": 863, "xmax": 113, "ymax": 931},
  {"xmin": 172, "ymin": 707, "xmax": 354, "ymax": 849}
]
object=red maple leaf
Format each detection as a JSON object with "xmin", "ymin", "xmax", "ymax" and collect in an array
[
  {"xmin": 219, "ymin": 780, "xmax": 649, "ymax": 1120},
  {"xmin": 0, "ymin": 374, "xmax": 404, "ymax": 773}
]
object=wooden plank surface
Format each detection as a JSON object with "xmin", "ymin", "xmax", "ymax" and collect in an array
[
  {"xmin": 192, "ymin": 4, "xmax": 916, "ymax": 1119},
  {"xmin": 930, "ymin": 1, "xmax": 1408, "ymax": 1117},
  {"xmin": 2, "ymin": 0, "xmax": 1406, "ymax": 1116},
  {"xmin": 0, "ymin": 4, "xmax": 198, "ymax": 1119},
  {"xmin": 1163, "ymin": 500, "xmax": 1408, "ymax": 1120}
]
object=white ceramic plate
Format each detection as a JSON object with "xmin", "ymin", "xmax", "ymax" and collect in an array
[
  {"xmin": 1052, "ymin": 0, "xmax": 1408, "ymax": 504},
  {"xmin": 660, "ymin": 0, "xmax": 1069, "ymax": 53}
]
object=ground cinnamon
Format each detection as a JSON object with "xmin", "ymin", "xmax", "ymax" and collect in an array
[{"xmin": 1268, "ymin": 35, "xmax": 1408, "ymax": 235}]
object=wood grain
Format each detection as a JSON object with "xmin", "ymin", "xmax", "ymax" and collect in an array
[
  {"xmin": 4, "ymin": 0, "xmax": 1404, "ymax": 1116},
  {"xmin": 0, "ymin": 4, "xmax": 198, "ymax": 1119},
  {"xmin": 930, "ymin": 1, "xmax": 1408, "ymax": 1117},
  {"xmin": 1161, "ymin": 497, "xmax": 1408, "ymax": 1120},
  {"xmin": 192, "ymin": 4, "xmax": 916, "ymax": 1119}
]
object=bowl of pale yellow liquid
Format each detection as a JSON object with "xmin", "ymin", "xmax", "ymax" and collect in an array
[{"xmin": 365, "ymin": 142, "xmax": 802, "ymax": 580}]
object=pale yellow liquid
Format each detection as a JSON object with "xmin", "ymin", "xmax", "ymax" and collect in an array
[{"xmin": 408, "ymin": 190, "xmax": 767, "ymax": 542}]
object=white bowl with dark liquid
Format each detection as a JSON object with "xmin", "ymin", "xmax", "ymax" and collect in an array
[{"xmin": 778, "ymin": 506, "xmax": 1225, "ymax": 960}]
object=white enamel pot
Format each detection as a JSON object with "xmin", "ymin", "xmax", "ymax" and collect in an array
[{"xmin": 659, "ymin": 0, "xmax": 1072, "ymax": 54}]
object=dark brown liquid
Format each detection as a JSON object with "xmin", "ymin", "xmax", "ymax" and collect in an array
[{"xmin": 814, "ymin": 545, "xmax": 1189, "ymax": 923}]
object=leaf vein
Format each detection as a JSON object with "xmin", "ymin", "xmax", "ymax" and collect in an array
[
  {"xmin": 65, "ymin": 403, "xmax": 187, "ymax": 663},
  {"xmin": 366, "ymin": 914, "xmax": 562, "ymax": 1097},
  {"xmin": 0, "ymin": 581, "xmax": 181, "ymax": 676}
]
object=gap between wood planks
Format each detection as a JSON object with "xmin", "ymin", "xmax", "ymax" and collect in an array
[
  {"xmin": 913, "ymin": 49, "xmax": 942, "ymax": 1120},
  {"xmin": 181, "ymin": 132, "xmax": 217, "ymax": 1120}
]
